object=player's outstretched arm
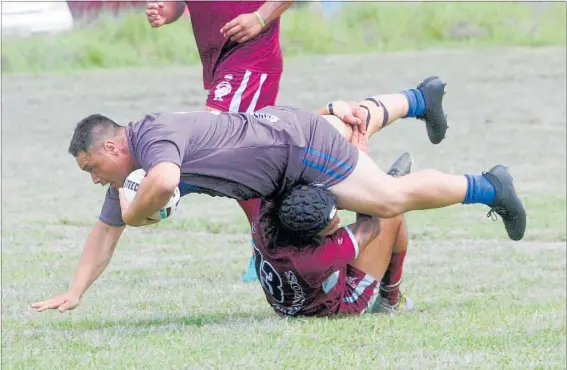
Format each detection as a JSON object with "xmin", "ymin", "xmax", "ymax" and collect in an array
[
  {"xmin": 146, "ymin": 1, "xmax": 186, "ymax": 28},
  {"xmin": 31, "ymin": 221, "xmax": 124, "ymax": 313}
]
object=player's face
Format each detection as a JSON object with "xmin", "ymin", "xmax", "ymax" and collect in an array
[
  {"xmin": 319, "ymin": 214, "xmax": 341, "ymax": 236},
  {"xmin": 76, "ymin": 142, "xmax": 131, "ymax": 189}
]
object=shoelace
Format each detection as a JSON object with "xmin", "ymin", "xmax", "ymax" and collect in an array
[{"xmin": 487, "ymin": 208, "xmax": 499, "ymax": 221}]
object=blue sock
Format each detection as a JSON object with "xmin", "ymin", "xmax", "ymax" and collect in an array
[
  {"xmin": 401, "ymin": 88, "xmax": 426, "ymax": 118},
  {"xmin": 462, "ymin": 174, "xmax": 496, "ymax": 205}
]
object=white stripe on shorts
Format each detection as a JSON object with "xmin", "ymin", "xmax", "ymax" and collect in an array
[
  {"xmin": 228, "ymin": 70, "xmax": 252, "ymax": 112},
  {"xmin": 246, "ymin": 73, "xmax": 268, "ymax": 113},
  {"xmin": 322, "ymin": 270, "xmax": 340, "ymax": 294},
  {"xmin": 343, "ymin": 274, "xmax": 376, "ymax": 304}
]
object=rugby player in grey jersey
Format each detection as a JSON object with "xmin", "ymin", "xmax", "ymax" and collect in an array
[{"xmin": 32, "ymin": 77, "xmax": 525, "ymax": 313}]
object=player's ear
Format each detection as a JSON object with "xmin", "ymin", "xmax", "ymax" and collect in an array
[{"xmin": 102, "ymin": 140, "xmax": 119, "ymax": 156}]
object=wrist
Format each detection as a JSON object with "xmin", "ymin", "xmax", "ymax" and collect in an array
[
  {"xmin": 254, "ymin": 11, "xmax": 266, "ymax": 28},
  {"xmin": 67, "ymin": 286, "xmax": 84, "ymax": 299}
]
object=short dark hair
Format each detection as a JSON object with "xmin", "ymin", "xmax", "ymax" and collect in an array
[
  {"xmin": 260, "ymin": 185, "xmax": 337, "ymax": 251},
  {"xmin": 68, "ymin": 114, "xmax": 121, "ymax": 157}
]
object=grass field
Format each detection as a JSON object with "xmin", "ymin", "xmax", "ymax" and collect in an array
[
  {"xmin": 1, "ymin": 2, "xmax": 565, "ymax": 74},
  {"xmin": 2, "ymin": 47, "xmax": 566, "ymax": 368}
]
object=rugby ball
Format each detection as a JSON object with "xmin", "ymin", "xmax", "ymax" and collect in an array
[{"xmin": 122, "ymin": 169, "xmax": 181, "ymax": 221}]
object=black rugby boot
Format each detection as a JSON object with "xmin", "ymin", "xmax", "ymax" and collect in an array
[
  {"xmin": 483, "ymin": 165, "xmax": 526, "ymax": 241},
  {"xmin": 416, "ymin": 76, "xmax": 448, "ymax": 144}
]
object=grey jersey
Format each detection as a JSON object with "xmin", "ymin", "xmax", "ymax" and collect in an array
[{"xmin": 99, "ymin": 106, "xmax": 358, "ymax": 227}]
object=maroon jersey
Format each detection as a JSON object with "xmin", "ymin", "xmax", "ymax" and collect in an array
[
  {"xmin": 237, "ymin": 199, "xmax": 381, "ymax": 317},
  {"xmin": 185, "ymin": 1, "xmax": 283, "ymax": 89}
]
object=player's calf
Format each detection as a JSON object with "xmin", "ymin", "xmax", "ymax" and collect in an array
[
  {"xmin": 355, "ymin": 76, "xmax": 448, "ymax": 144},
  {"xmin": 330, "ymin": 150, "xmax": 526, "ymax": 240}
]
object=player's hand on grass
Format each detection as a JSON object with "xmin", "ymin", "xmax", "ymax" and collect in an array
[
  {"xmin": 221, "ymin": 13, "xmax": 263, "ymax": 43},
  {"xmin": 118, "ymin": 188, "xmax": 160, "ymax": 227},
  {"xmin": 31, "ymin": 293, "xmax": 80, "ymax": 313},
  {"xmin": 146, "ymin": 2, "xmax": 167, "ymax": 28}
]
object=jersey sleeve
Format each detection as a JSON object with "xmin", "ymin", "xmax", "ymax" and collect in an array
[
  {"xmin": 296, "ymin": 227, "xmax": 360, "ymax": 276},
  {"xmin": 99, "ymin": 186, "xmax": 125, "ymax": 227},
  {"xmin": 136, "ymin": 123, "xmax": 186, "ymax": 172}
]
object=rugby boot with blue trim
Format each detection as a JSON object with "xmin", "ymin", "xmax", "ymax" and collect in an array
[
  {"xmin": 483, "ymin": 165, "xmax": 526, "ymax": 241},
  {"xmin": 416, "ymin": 76, "xmax": 448, "ymax": 144}
]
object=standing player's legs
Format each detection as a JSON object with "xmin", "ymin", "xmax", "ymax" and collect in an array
[{"xmin": 204, "ymin": 67, "xmax": 282, "ymax": 282}]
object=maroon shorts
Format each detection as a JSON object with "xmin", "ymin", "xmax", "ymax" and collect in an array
[
  {"xmin": 337, "ymin": 264, "xmax": 380, "ymax": 315},
  {"xmin": 206, "ymin": 68, "xmax": 281, "ymax": 113}
]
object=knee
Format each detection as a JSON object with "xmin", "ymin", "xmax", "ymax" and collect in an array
[{"xmin": 374, "ymin": 191, "xmax": 407, "ymax": 218}]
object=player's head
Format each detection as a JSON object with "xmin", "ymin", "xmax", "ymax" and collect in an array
[
  {"xmin": 69, "ymin": 114, "xmax": 134, "ymax": 189},
  {"xmin": 260, "ymin": 185, "xmax": 340, "ymax": 250}
]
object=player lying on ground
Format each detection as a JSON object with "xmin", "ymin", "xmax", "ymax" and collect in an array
[
  {"xmin": 240, "ymin": 152, "xmax": 415, "ymax": 316},
  {"xmin": 31, "ymin": 77, "xmax": 526, "ymax": 313}
]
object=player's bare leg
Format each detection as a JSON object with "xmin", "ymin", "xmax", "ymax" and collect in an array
[
  {"xmin": 350, "ymin": 215, "xmax": 403, "ymax": 282},
  {"xmin": 350, "ymin": 153, "xmax": 414, "ymax": 313},
  {"xmin": 330, "ymin": 150, "xmax": 526, "ymax": 241},
  {"xmin": 373, "ymin": 216, "xmax": 414, "ymax": 314},
  {"xmin": 320, "ymin": 76, "xmax": 448, "ymax": 144}
]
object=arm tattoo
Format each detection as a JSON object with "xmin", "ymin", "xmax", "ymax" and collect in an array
[{"xmin": 348, "ymin": 213, "xmax": 381, "ymax": 249}]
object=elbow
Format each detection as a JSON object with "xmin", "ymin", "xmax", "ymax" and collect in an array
[
  {"xmin": 155, "ymin": 175, "xmax": 179, "ymax": 196},
  {"xmin": 147, "ymin": 162, "xmax": 180, "ymax": 195}
]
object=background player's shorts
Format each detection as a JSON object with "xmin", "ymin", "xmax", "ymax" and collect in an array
[
  {"xmin": 338, "ymin": 264, "xmax": 380, "ymax": 315},
  {"xmin": 206, "ymin": 68, "xmax": 281, "ymax": 113}
]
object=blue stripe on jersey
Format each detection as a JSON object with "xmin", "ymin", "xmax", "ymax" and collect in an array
[
  {"xmin": 304, "ymin": 147, "xmax": 353, "ymax": 172},
  {"xmin": 303, "ymin": 159, "xmax": 347, "ymax": 181}
]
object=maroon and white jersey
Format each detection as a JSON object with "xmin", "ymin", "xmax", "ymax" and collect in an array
[
  {"xmin": 238, "ymin": 199, "xmax": 379, "ymax": 317},
  {"xmin": 185, "ymin": 1, "xmax": 283, "ymax": 90}
]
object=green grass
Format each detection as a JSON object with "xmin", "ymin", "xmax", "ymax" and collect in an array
[
  {"xmin": 2, "ymin": 49, "xmax": 566, "ymax": 368},
  {"xmin": 2, "ymin": 2, "xmax": 565, "ymax": 74}
]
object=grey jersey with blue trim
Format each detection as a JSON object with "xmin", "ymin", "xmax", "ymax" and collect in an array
[{"xmin": 99, "ymin": 106, "xmax": 358, "ymax": 227}]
